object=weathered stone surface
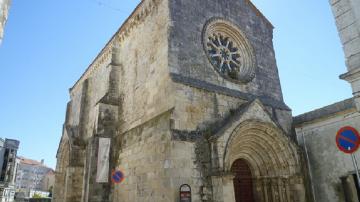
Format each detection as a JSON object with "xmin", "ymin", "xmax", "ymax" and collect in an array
[
  {"xmin": 54, "ymin": 0, "xmax": 306, "ymax": 201},
  {"xmin": 168, "ymin": 0, "xmax": 284, "ymax": 104},
  {"xmin": 0, "ymin": 0, "xmax": 11, "ymax": 44},
  {"xmin": 295, "ymin": 102, "xmax": 360, "ymax": 202},
  {"xmin": 330, "ymin": 0, "xmax": 360, "ymax": 110},
  {"xmin": 294, "ymin": 98, "xmax": 355, "ymax": 126}
]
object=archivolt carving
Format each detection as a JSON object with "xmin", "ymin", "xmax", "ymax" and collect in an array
[
  {"xmin": 221, "ymin": 120, "xmax": 305, "ymax": 202},
  {"xmin": 223, "ymin": 120, "xmax": 300, "ymax": 177}
]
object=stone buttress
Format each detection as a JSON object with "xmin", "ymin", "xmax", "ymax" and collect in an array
[{"xmin": 53, "ymin": 0, "xmax": 310, "ymax": 201}]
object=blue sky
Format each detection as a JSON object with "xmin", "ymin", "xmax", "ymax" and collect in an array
[{"xmin": 0, "ymin": 0, "xmax": 352, "ymax": 169}]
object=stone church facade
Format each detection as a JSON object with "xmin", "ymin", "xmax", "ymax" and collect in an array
[{"xmin": 53, "ymin": 0, "xmax": 310, "ymax": 201}]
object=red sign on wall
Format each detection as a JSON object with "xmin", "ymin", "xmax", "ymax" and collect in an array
[{"xmin": 180, "ymin": 184, "xmax": 191, "ymax": 202}]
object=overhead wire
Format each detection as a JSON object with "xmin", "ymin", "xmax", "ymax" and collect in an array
[{"xmin": 87, "ymin": 0, "xmax": 129, "ymax": 13}]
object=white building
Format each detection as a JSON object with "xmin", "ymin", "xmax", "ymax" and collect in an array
[{"xmin": 15, "ymin": 157, "xmax": 53, "ymax": 195}]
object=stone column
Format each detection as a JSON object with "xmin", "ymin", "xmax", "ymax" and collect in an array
[
  {"xmin": 82, "ymin": 45, "xmax": 119, "ymax": 202},
  {"xmin": 270, "ymin": 178, "xmax": 278, "ymax": 202},
  {"xmin": 221, "ymin": 174, "xmax": 236, "ymax": 202},
  {"xmin": 289, "ymin": 177, "xmax": 306, "ymax": 202},
  {"xmin": 261, "ymin": 178, "xmax": 270, "ymax": 202},
  {"xmin": 277, "ymin": 178, "xmax": 285, "ymax": 202},
  {"xmin": 53, "ymin": 171, "xmax": 66, "ymax": 202},
  {"xmin": 64, "ymin": 146, "xmax": 86, "ymax": 202},
  {"xmin": 83, "ymin": 102, "xmax": 117, "ymax": 202},
  {"xmin": 284, "ymin": 178, "xmax": 291, "ymax": 202},
  {"xmin": 253, "ymin": 177, "xmax": 266, "ymax": 202},
  {"xmin": 82, "ymin": 137, "xmax": 111, "ymax": 202}
]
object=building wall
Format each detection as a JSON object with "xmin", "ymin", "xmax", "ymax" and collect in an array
[
  {"xmin": 15, "ymin": 163, "xmax": 53, "ymax": 191},
  {"xmin": 329, "ymin": 0, "xmax": 360, "ymax": 110},
  {"xmin": 41, "ymin": 172, "xmax": 54, "ymax": 192},
  {"xmin": 112, "ymin": 112, "xmax": 201, "ymax": 201},
  {"xmin": 168, "ymin": 0, "xmax": 293, "ymax": 134},
  {"xmin": 67, "ymin": 0, "xmax": 173, "ymax": 139},
  {"xmin": 0, "ymin": 0, "xmax": 11, "ymax": 44},
  {"xmin": 330, "ymin": 0, "xmax": 360, "ymax": 72},
  {"xmin": 169, "ymin": 0, "xmax": 284, "ymax": 103},
  {"xmin": 55, "ymin": 0, "xmax": 173, "ymax": 201},
  {"xmin": 54, "ymin": 0, "xmax": 306, "ymax": 201},
  {"xmin": 295, "ymin": 105, "xmax": 360, "ymax": 202}
]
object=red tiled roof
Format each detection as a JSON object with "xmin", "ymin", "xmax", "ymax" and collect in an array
[{"xmin": 17, "ymin": 156, "xmax": 52, "ymax": 170}]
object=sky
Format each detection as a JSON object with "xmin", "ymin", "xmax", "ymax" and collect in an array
[{"xmin": 0, "ymin": 0, "xmax": 352, "ymax": 169}]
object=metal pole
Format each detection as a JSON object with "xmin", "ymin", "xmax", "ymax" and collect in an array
[{"xmin": 351, "ymin": 152, "xmax": 360, "ymax": 187}]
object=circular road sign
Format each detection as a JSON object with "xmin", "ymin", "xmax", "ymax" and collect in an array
[
  {"xmin": 336, "ymin": 126, "xmax": 360, "ymax": 154},
  {"xmin": 111, "ymin": 170, "xmax": 125, "ymax": 184}
]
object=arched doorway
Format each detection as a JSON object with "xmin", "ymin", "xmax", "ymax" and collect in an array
[
  {"xmin": 222, "ymin": 120, "xmax": 306, "ymax": 202},
  {"xmin": 231, "ymin": 159, "xmax": 255, "ymax": 202}
]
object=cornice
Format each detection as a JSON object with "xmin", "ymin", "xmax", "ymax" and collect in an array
[
  {"xmin": 340, "ymin": 67, "xmax": 360, "ymax": 82},
  {"xmin": 244, "ymin": 0, "xmax": 274, "ymax": 29},
  {"xmin": 70, "ymin": 0, "xmax": 163, "ymax": 93}
]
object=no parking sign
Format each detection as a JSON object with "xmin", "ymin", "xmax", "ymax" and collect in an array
[
  {"xmin": 336, "ymin": 126, "xmax": 360, "ymax": 154},
  {"xmin": 336, "ymin": 126, "xmax": 360, "ymax": 187},
  {"xmin": 111, "ymin": 170, "xmax": 125, "ymax": 184}
]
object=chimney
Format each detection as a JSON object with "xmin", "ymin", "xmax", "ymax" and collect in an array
[{"xmin": 41, "ymin": 159, "xmax": 44, "ymax": 165}]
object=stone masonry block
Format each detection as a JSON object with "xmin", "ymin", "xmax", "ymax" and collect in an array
[
  {"xmin": 347, "ymin": 52, "xmax": 360, "ymax": 70},
  {"xmin": 344, "ymin": 37, "xmax": 360, "ymax": 58},
  {"xmin": 339, "ymin": 22, "xmax": 360, "ymax": 44},
  {"xmin": 331, "ymin": 0, "xmax": 351, "ymax": 18},
  {"xmin": 336, "ymin": 9, "xmax": 356, "ymax": 30}
]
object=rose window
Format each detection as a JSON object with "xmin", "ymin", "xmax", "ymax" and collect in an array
[
  {"xmin": 203, "ymin": 18, "xmax": 256, "ymax": 83},
  {"xmin": 207, "ymin": 33, "xmax": 241, "ymax": 77}
]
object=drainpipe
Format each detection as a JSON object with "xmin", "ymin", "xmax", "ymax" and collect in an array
[{"xmin": 301, "ymin": 132, "xmax": 317, "ymax": 202}]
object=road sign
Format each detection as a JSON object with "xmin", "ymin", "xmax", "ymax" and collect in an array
[
  {"xmin": 336, "ymin": 126, "xmax": 360, "ymax": 193},
  {"xmin": 336, "ymin": 126, "xmax": 360, "ymax": 154},
  {"xmin": 111, "ymin": 170, "xmax": 125, "ymax": 184}
]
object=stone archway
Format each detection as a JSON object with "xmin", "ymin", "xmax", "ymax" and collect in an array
[
  {"xmin": 224, "ymin": 120, "xmax": 306, "ymax": 202},
  {"xmin": 231, "ymin": 159, "xmax": 255, "ymax": 202}
]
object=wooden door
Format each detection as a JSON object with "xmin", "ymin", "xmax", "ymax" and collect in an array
[{"xmin": 231, "ymin": 159, "xmax": 255, "ymax": 202}]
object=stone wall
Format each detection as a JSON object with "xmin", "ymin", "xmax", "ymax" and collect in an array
[
  {"xmin": 55, "ymin": 0, "xmax": 175, "ymax": 201},
  {"xmin": 171, "ymin": 83, "xmax": 247, "ymax": 131},
  {"xmin": 66, "ymin": 0, "xmax": 173, "ymax": 142},
  {"xmin": 295, "ymin": 99, "xmax": 360, "ymax": 202},
  {"xmin": 112, "ymin": 112, "xmax": 202, "ymax": 201},
  {"xmin": 330, "ymin": 0, "xmax": 360, "ymax": 72},
  {"xmin": 168, "ymin": 0, "xmax": 284, "ymax": 104},
  {"xmin": 53, "ymin": 0, "xmax": 303, "ymax": 201},
  {"xmin": 330, "ymin": 0, "xmax": 360, "ymax": 110},
  {"xmin": 168, "ymin": 0, "xmax": 293, "ymax": 135}
]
